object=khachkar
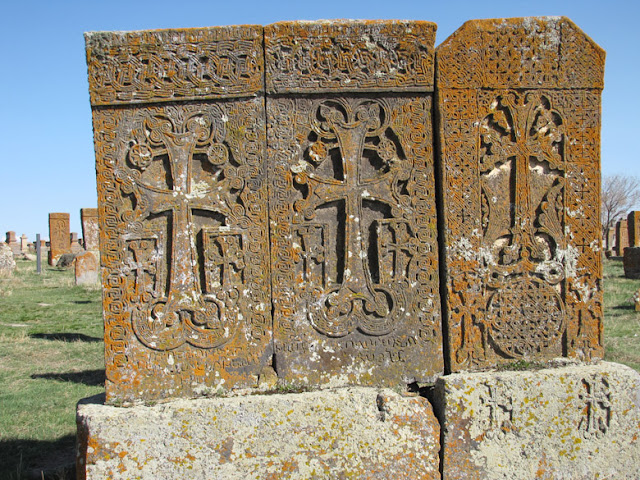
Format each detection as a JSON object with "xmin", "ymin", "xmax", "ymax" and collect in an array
[
  {"xmin": 85, "ymin": 26, "xmax": 272, "ymax": 403},
  {"xmin": 437, "ymin": 17, "xmax": 605, "ymax": 371},
  {"xmin": 81, "ymin": 208, "xmax": 99, "ymax": 251},
  {"xmin": 266, "ymin": 21, "xmax": 443, "ymax": 386},
  {"xmin": 48, "ymin": 213, "xmax": 71, "ymax": 265}
]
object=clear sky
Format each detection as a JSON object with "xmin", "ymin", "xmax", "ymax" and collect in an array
[{"xmin": 1, "ymin": 0, "xmax": 638, "ymax": 241}]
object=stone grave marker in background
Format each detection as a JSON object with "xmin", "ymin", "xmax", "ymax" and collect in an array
[
  {"xmin": 605, "ymin": 226, "xmax": 615, "ymax": 256},
  {"xmin": 437, "ymin": 17, "xmax": 604, "ymax": 371},
  {"xmin": 20, "ymin": 234, "xmax": 28, "ymax": 253},
  {"xmin": 623, "ymin": 246, "xmax": 640, "ymax": 279},
  {"xmin": 266, "ymin": 20, "xmax": 443, "ymax": 387},
  {"xmin": 615, "ymin": 218, "xmax": 629, "ymax": 257},
  {"xmin": 627, "ymin": 211, "xmax": 640, "ymax": 247},
  {"xmin": 48, "ymin": 213, "xmax": 70, "ymax": 266},
  {"xmin": 5, "ymin": 231, "xmax": 19, "ymax": 255},
  {"xmin": 70, "ymin": 232, "xmax": 83, "ymax": 253},
  {"xmin": 81, "ymin": 208, "xmax": 99, "ymax": 251},
  {"xmin": 75, "ymin": 251, "xmax": 99, "ymax": 285},
  {"xmin": 86, "ymin": 26, "xmax": 272, "ymax": 403}
]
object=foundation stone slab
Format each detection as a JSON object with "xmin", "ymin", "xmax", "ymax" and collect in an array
[
  {"xmin": 437, "ymin": 361, "xmax": 640, "ymax": 480},
  {"xmin": 77, "ymin": 387, "xmax": 440, "ymax": 480}
]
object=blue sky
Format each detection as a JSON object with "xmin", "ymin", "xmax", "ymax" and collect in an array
[{"xmin": 1, "ymin": 0, "xmax": 637, "ymax": 240}]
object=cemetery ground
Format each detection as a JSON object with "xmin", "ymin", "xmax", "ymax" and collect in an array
[{"xmin": 0, "ymin": 258, "xmax": 638, "ymax": 479}]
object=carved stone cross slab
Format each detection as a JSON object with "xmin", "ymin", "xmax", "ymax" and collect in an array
[
  {"xmin": 86, "ymin": 26, "xmax": 271, "ymax": 403},
  {"xmin": 436, "ymin": 17, "xmax": 604, "ymax": 372},
  {"xmin": 266, "ymin": 20, "xmax": 443, "ymax": 387}
]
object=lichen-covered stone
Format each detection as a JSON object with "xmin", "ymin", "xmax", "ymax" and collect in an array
[
  {"xmin": 437, "ymin": 361, "xmax": 640, "ymax": 479},
  {"xmin": 81, "ymin": 208, "xmax": 99, "ymax": 251},
  {"xmin": 86, "ymin": 26, "xmax": 272, "ymax": 404},
  {"xmin": 436, "ymin": 17, "xmax": 605, "ymax": 371},
  {"xmin": 615, "ymin": 219, "xmax": 629, "ymax": 257},
  {"xmin": 266, "ymin": 20, "xmax": 443, "ymax": 388},
  {"xmin": 77, "ymin": 387, "xmax": 440, "ymax": 480},
  {"xmin": 48, "ymin": 213, "xmax": 71, "ymax": 266}
]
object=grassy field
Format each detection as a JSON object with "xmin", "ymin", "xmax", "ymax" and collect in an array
[{"xmin": 0, "ymin": 257, "xmax": 639, "ymax": 478}]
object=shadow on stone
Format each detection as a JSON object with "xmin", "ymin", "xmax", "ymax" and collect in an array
[
  {"xmin": 0, "ymin": 434, "xmax": 76, "ymax": 480},
  {"xmin": 30, "ymin": 332, "xmax": 102, "ymax": 343},
  {"xmin": 31, "ymin": 369, "xmax": 105, "ymax": 387}
]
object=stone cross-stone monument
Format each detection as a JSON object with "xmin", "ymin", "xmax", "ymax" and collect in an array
[
  {"xmin": 78, "ymin": 17, "xmax": 640, "ymax": 480},
  {"xmin": 437, "ymin": 17, "xmax": 604, "ymax": 371},
  {"xmin": 48, "ymin": 213, "xmax": 70, "ymax": 265},
  {"xmin": 81, "ymin": 208, "xmax": 99, "ymax": 251},
  {"xmin": 86, "ymin": 26, "xmax": 272, "ymax": 403},
  {"xmin": 266, "ymin": 20, "xmax": 443, "ymax": 387},
  {"xmin": 615, "ymin": 218, "xmax": 629, "ymax": 256}
]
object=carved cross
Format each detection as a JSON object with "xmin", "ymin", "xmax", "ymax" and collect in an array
[{"xmin": 480, "ymin": 92, "xmax": 564, "ymax": 255}]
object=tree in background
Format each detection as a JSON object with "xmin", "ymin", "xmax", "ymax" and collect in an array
[{"xmin": 601, "ymin": 174, "xmax": 640, "ymax": 247}]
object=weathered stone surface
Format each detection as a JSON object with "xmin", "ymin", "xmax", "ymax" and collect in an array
[
  {"xmin": 77, "ymin": 387, "xmax": 440, "ymax": 480},
  {"xmin": 615, "ymin": 219, "xmax": 629, "ymax": 257},
  {"xmin": 628, "ymin": 211, "xmax": 640, "ymax": 247},
  {"xmin": 266, "ymin": 20, "xmax": 442, "ymax": 388},
  {"xmin": 48, "ymin": 213, "xmax": 71, "ymax": 266},
  {"xmin": 87, "ymin": 26, "xmax": 272, "ymax": 404},
  {"xmin": 81, "ymin": 208, "xmax": 99, "ymax": 251},
  {"xmin": 605, "ymin": 226, "xmax": 615, "ymax": 253},
  {"xmin": 437, "ymin": 361, "xmax": 640, "ymax": 479},
  {"xmin": 75, "ymin": 251, "xmax": 99, "ymax": 285},
  {"xmin": 623, "ymin": 246, "xmax": 640, "ymax": 279},
  {"xmin": 635, "ymin": 288, "xmax": 640, "ymax": 312},
  {"xmin": 56, "ymin": 252, "xmax": 77, "ymax": 268},
  {"xmin": 0, "ymin": 243, "xmax": 16, "ymax": 276},
  {"xmin": 437, "ymin": 17, "xmax": 604, "ymax": 371}
]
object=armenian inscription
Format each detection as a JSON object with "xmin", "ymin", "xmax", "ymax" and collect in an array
[
  {"xmin": 437, "ymin": 17, "xmax": 604, "ymax": 371},
  {"xmin": 87, "ymin": 26, "xmax": 271, "ymax": 403},
  {"xmin": 267, "ymin": 21, "xmax": 442, "ymax": 386}
]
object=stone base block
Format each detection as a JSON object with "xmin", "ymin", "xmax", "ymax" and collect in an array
[
  {"xmin": 77, "ymin": 387, "xmax": 440, "ymax": 480},
  {"xmin": 436, "ymin": 361, "xmax": 640, "ymax": 479}
]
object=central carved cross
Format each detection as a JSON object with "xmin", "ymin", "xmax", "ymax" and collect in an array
[
  {"xmin": 480, "ymin": 92, "xmax": 564, "ymax": 261},
  {"xmin": 295, "ymin": 99, "xmax": 406, "ymax": 337},
  {"xmin": 130, "ymin": 110, "xmax": 237, "ymax": 350}
]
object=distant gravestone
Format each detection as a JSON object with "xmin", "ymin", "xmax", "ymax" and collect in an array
[
  {"xmin": 81, "ymin": 208, "xmax": 99, "ymax": 251},
  {"xmin": 75, "ymin": 251, "xmax": 99, "ymax": 285},
  {"xmin": 70, "ymin": 232, "xmax": 83, "ymax": 253},
  {"xmin": 437, "ymin": 17, "xmax": 604, "ymax": 370},
  {"xmin": 0, "ymin": 243, "xmax": 16, "ymax": 276},
  {"xmin": 605, "ymin": 227, "xmax": 615, "ymax": 256},
  {"xmin": 266, "ymin": 20, "xmax": 443, "ymax": 387},
  {"xmin": 627, "ymin": 211, "xmax": 640, "ymax": 247},
  {"xmin": 48, "ymin": 213, "xmax": 71, "ymax": 266},
  {"xmin": 615, "ymin": 219, "xmax": 629, "ymax": 257},
  {"xmin": 86, "ymin": 26, "xmax": 272, "ymax": 403},
  {"xmin": 5, "ymin": 231, "xmax": 19, "ymax": 255},
  {"xmin": 623, "ymin": 247, "xmax": 640, "ymax": 279},
  {"xmin": 20, "ymin": 234, "xmax": 28, "ymax": 253}
]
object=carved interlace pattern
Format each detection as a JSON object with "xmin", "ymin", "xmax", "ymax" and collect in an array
[
  {"xmin": 265, "ymin": 21, "xmax": 435, "ymax": 93},
  {"xmin": 86, "ymin": 27, "xmax": 264, "ymax": 106}
]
